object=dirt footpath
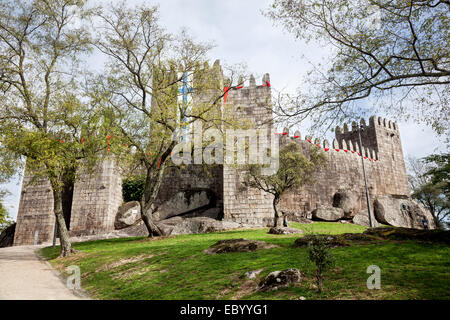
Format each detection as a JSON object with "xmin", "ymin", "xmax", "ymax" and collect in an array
[{"xmin": 0, "ymin": 245, "xmax": 88, "ymax": 300}]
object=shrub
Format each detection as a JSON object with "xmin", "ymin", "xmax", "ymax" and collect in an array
[
  {"xmin": 122, "ymin": 175, "xmax": 146, "ymax": 202},
  {"xmin": 306, "ymin": 234, "xmax": 335, "ymax": 292}
]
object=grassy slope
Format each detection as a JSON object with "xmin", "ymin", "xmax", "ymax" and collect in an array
[{"xmin": 40, "ymin": 222, "xmax": 450, "ymax": 300}]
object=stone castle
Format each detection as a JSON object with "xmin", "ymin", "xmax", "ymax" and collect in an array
[{"xmin": 11, "ymin": 60, "xmax": 433, "ymax": 246}]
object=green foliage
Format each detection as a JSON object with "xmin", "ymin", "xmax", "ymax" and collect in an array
[
  {"xmin": 245, "ymin": 142, "xmax": 326, "ymax": 197},
  {"xmin": 409, "ymin": 153, "xmax": 449, "ymax": 227},
  {"xmin": 122, "ymin": 175, "xmax": 146, "ymax": 202},
  {"xmin": 40, "ymin": 222, "xmax": 450, "ymax": 300},
  {"xmin": 306, "ymin": 234, "xmax": 335, "ymax": 292},
  {"xmin": 266, "ymin": 0, "xmax": 450, "ymax": 137},
  {"xmin": 0, "ymin": 191, "xmax": 13, "ymax": 231},
  {"xmin": 423, "ymin": 153, "xmax": 450, "ymax": 195}
]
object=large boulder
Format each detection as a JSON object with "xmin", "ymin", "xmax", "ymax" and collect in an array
[
  {"xmin": 353, "ymin": 210, "xmax": 381, "ymax": 227},
  {"xmin": 158, "ymin": 216, "xmax": 241, "ymax": 236},
  {"xmin": 204, "ymin": 238, "xmax": 278, "ymax": 254},
  {"xmin": 114, "ymin": 201, "xmax": 141, "ymax": 229},
  {"xmin": 258, "ymin": 269, "xmax": 303, "ymax": 292},
  {"xmin": 0, "ymin": 223, "xmax": 16, "ymax": 248},
  {"xmin": 281, "ymin": 210, "xmax": 314, "ymax": 224},
  {"xmin": 152, "ymin": 189, "xmax": 214, "ymax": 221},
  {"xmin": 374, "ymin": 195, "xmax": 436, "ymax": 229},
  {"xmin": 182, "ymin": 207, "xmax": 222, "ymax": 220},
  {"xmin": 312, "ymin": 206, "xmax": 345, "ymax": 221},
  {"xmin": 333, "ymin": 188, "xmax": 361, "ymax": 218}
]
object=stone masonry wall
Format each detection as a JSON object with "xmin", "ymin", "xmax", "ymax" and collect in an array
[
  {"xmin": 222, "ymin": 73, "xmax": 275, "ymax": 226},
  {"xmin": 69, "ymin": 159, "xmax": 123, "ymax": 237},
  {"xmin": 13, "ymin": 175, "xmax": 55, "ymax": 245},
  {"xmin": 280, "ymin": 116, "xmax": 410, "ymax": 217}
]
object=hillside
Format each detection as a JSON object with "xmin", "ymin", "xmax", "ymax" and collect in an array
[{"xmin": 40, "ymin": 222, "xmax": 450, "ymax": 300}]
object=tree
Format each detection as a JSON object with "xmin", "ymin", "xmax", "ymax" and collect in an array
[
  {"xmin": 92, "ymin": 2, "xmax": 242, "ymax": 237},
  {"xmin": 306, "ymin": 234, "xmax": 335, "ymax": 293},
  {"xmin": 0, "ymin": 0, "xmax": 101, "ymax": 257},
  {"xmin": 244, "ymin": 142, "xmax": 326, "ymax": 227},
  {"xmin": 0, "ymin": 191, "xmax": 13, "ymax": 232},
  {"xmin": 407, "ymin": 154, "xmax": 449, "ymax": 228},
  {"xmin": 266, "ymin": 0, "xmax": 449, "ymax": 136}
]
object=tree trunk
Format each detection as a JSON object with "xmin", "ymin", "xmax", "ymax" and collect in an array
[
  {"xmin": 52, "ymin": 188, "xmax": 75, "ymax": 257},
  {"xmin": 316, "ymin": 268, "xmax": 323, "ymax": 293},
  {"xmin": 140, "ymin": 162, "xmax": 168, "ymax": 237},
  {"xmin": 273, "ymin": 196, "xmax": 281, "ymax": 227}
]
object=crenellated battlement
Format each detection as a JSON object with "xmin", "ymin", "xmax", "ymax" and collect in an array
[
  {"xmin": 280, "ymin": 127, "xmax": 379, "ymax": 162},
  {"xmin": 335, "ymin": 116, "xmax": 398, "ymax": 133}
]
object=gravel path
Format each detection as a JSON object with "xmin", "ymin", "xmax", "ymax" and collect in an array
[{"xmin": 0, "ymin": 245, "xmax": 88, "ymax": 300}]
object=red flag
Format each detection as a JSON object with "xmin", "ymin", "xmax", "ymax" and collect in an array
[{"xmin": 223, "ymin": 87, "xmax": 230, "ymax": 103}]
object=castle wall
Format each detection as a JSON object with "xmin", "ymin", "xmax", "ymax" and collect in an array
[
  {"xmin": 69, "ymin": 159, "xmax": 123, "ymax": 237},
  {"xmin": 13, "ymin": 60, "xmax": 413, "ymax": 239},
  {"xmin": 13, "ymin": 175, "xmax": 55, "ymax": 245},
  {"xmin": 280, "ymin": 116, "xmax": 410, "ymax": 217}
]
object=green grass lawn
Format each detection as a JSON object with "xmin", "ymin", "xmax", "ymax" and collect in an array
[{"xmin": 40, "ymin": 222, "xmax": 450, "ymax": 300}]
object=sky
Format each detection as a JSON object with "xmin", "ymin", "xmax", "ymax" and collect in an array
[{"xmin": 1, "ymin": 0, "xmax": 446, "ymax": 220}]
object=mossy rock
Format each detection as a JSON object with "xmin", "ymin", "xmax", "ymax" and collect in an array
[
  {"xmin": 363, "ymin": 226, "xmax": 450, "ymax": 244},
  {"xmin": 294, "ymin": 233, "xmax": 380, "ymax": 248}
]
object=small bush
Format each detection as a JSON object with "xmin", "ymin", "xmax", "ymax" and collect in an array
[
  {"xmin": 306, "ymin": 234, "xmax": 335, "ymax": 292},
  {"xmin": 122, "ymin": 175, "xmax": 146, "ymax": 202}
]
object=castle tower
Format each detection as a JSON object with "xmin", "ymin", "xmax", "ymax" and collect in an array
[
  {"xmin": 13, "ymin": 174, "xmax": 56, "ymax": 246},
  {"xmin": 13, "ymin": 159, "xmax": 123, "ymax": 245},
  {"xmin": 69, "ymin": 159, "xmax": 123, "ymax": 237},
  {"xmin": 335, "ymin": 116, "xmax": 409, "ymax": 196},
  {"xmin": 222, "ymin": 72, "xmax": 275, "ymax": 226}
]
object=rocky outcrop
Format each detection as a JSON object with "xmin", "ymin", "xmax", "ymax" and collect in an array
[
  {"xmin": 158, "ymin": 217, "xmax": 241, "ymax": 235},
  {"xmin": 258, "ymin": 269, "xmax": 302, "ymax": 291},
  {"xmin": 363, "ymin": 226, "xmax": 450, "ymax": 244},
  {"xmin": 312, "ymin": 206, "xmax": 345, "ymax": 221},
  {"xmin": 204, "ymin": 238, "xmax": 278, "ymax": 254},
  {"xmin": 333, "ymin": 188, "xmax": 361, "ymax": 218},
  {"xmin": 353, "ymin": 210, "xmax": 381, "ymax": 227},
  {"xmin": 268, "ymin": 227, "xmax": 304, "ymax": 235},
  {"xmin": 281, "ymin": 210, "xmax": 314, "ymax": 224},
  {"xmin": 151, "ymin": 189, "xmax": 214, "ymax": 221},
  {"xmin": 0, "ymin": 223, "xmax": 16, "ymax": 248},
  {"xmin": 114, "ymin": 201, "xmax": 141, "ymax": 229},
  {"xmin": 374, "ymin": 195, "xmax": 436, "ymax": 229},
  {"xmin": 294, "ymin": 233, "xmax": 379, "ymax": 247},
  {"xmin": 182, "ymin": 207, "xmax": 222, "ymax": 220},
  {"xmin": 245, "ymin": 269, "xmax": 264, "ymax": 279}
]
